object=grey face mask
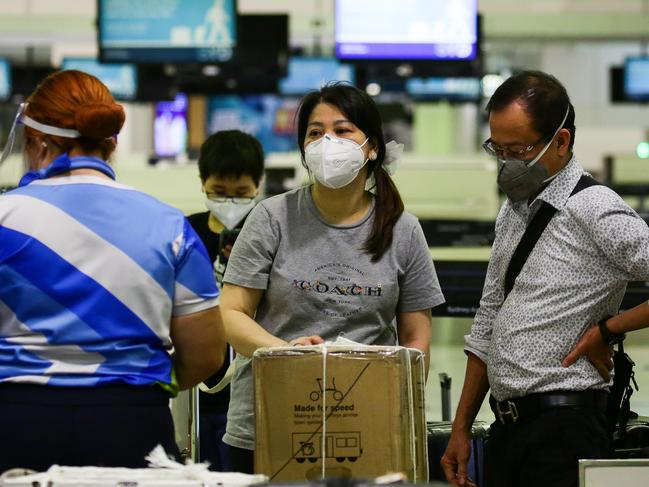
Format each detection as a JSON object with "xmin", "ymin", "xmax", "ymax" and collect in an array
[
  {"xmin": 496, "ymin": 106, "xmax": 570, "ymax": 203},
  {"xmin": 497, "ymin": 158, "xmax": 550, "ymax": 203}
]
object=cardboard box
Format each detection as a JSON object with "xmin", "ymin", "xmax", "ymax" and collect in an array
[{"xmin": 253, "ymin": 345, "xmax": 428, "ymax": 482}]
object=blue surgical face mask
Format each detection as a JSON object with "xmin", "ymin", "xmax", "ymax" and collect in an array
[{"xmin": 496, "ymin": 106, "xmax": 569, "ymax": 202}]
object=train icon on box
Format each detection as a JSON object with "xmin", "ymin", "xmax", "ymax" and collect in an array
[{"xmin": 293, "ymin": 431, "xmax": 363, "ymax": 463}]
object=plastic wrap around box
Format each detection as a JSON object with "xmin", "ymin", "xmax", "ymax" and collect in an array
[
  {"xmin": 0, "ymin": 465, "xmax": 267, "ymax": 487},
  {"xmin": 253, "ymin": 344, "xmax": 428, "ymax": 482}
]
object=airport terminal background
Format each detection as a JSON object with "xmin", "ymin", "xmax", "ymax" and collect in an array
[{"xmin": 1, "ymin": 0, "xmax": 649, "ymax": 426}]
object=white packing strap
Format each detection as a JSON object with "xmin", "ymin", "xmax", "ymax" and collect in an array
[
  {"xmin": 320, "ymin": 342, "xmax": 328, "ymax": 480},
  {"xmin": 199, "ymin": 347, "xmax": 238, "ymax": 394},
  {"xmin": 21, "ymin": 114, "xmax": 81, "ymax": 138},
  {"xmin": 404, "ymin": 348, "xmax": 417, "ymax": 480},
  {"xmin": 416, "ymin": 352, "xmax": 429, "ymax": 481},
  {"xmin": 198, "ymin": 360, "xmax": 236, "ymax": 394}
]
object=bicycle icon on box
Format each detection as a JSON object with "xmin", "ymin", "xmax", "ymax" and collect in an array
[{"xmin": 309, "ymin": 377, "xmax": 343, "ymax": 402}]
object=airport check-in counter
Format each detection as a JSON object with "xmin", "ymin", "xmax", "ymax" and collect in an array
[{"xmin": 605, "ymin": 152, "xmax": 649, "ymax": 213}]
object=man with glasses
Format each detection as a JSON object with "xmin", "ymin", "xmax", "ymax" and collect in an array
[
  {"xmin": 441, "ymin": 71, "xmax": 649, "ymax": 487},
  {"xmin": 187, "ymin": 129, "xmax": 264, "ymax": 471}
]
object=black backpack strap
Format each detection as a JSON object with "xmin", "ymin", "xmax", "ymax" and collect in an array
[
  {"xmin": 570, "ymin": 174, "xmax": 600, "ymax": 196},
  {"xmin": 503, "ymin": 174, "xmax": 600, "ymax": 300},
  {"xmin": 504, "ymin": 203, "xmax": 557, "ymax": 299}
]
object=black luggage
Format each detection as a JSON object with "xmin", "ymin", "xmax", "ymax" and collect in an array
[
  {"xmin": 427, "ymin": 421, "xmax": 489, "ymax": 486},
  {"xmin": 613, "ymin": 415, "xmax": 649, "ymax": 458}
]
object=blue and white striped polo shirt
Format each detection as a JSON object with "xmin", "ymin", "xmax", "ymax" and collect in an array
[{"xmin": 0, "ymin": 173, "xmax": 219, "ymax": 391}]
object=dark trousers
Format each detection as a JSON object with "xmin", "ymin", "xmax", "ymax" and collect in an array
[
  {"xmin": 0, "ymin": 383, "xmax": 180, "ymax": 473},
  {"xmin": 199, "ymin": 412, "xmax": 231, "ymax": 471},
  {"xmin": 485, "ymin": 406, "xmax": 609, "ymax": 487},
  {"xmin": 229, "ymin": 445, "xmax": 254, "ymax": 474}
]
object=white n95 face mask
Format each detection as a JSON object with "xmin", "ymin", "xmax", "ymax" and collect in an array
[
  {"xmin": 205, "ymin": 197, "xmax": 256, "ymax": 230},
  {"xmin": 304, "ymin": 134, "xmax": 370, "ymax": 189}
]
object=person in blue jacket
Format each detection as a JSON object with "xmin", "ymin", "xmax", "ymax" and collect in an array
[{"xmin": 0, "ymin": 70, "xmax": 226, "ymax": 472}]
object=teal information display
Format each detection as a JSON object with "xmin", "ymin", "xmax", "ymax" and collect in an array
[
  {"xmin": 62, "ymin": 58, "xmax": 136, "ymax": 101},
  {"xmin": 279, "ymin": 58, "xmax": 355, "ymax": 95},
  {"xmin": 406, "ymin": 77, "xmax": 481, "ymax": 101},
  {"xmin": 99, "ymin": 0, "xmax": 236, "ymax": 63},
  {"xmin": 0, "ymin": 58, "xmax": 10, "ymax": 101},
  {"xmin": 624, "ymin": 57, "xmax": 649, "ymax": 101}
]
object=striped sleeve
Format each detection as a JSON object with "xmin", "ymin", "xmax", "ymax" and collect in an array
[{"xmin": 173, "ymin": 218, "xmax": 220, "ymax": 316}]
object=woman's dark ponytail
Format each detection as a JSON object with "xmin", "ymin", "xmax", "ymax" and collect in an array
[{"xmin": 364, "ymin": 165, "xmax": 404, "ymax": 261}]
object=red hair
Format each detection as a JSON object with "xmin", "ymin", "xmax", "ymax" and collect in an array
[{"xmin": 24, "ymin": 70, "xmax": 125, "ymax": 160}]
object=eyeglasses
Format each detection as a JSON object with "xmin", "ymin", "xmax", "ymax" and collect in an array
[
  {"xmin": 482, "ymin": 136, "xmax": 549, "ymax": 159},
  {"xmin": 206, "ymin": 196, "xmax": 255, "ymax": 205}
]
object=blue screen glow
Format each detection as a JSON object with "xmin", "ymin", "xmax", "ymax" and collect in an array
[
  {"xmin": 207, "ymin": 95, "xmax": 299, "ymax": 154},
  {"xmin": 406, "ymin": 77, "xmax": 481, "ymax": 101},
  {"xmin": 62, "ymin": 58, "xmax": 137, "ymax": 101},
  {"xmin": 154, "ymin": 93, "xmax": 188, "ymax": 157},
  {"xmin": 625, "ymin": 57, "xmax": 649, "ymax": 100},
  {"xmin": 335, "ymin": 0, "xmax": 477, "ymax": 60},
  {"xmin": 279, "ymin": 58, "xmax": 355, "ymax": 95},
  {"xmin": 0, "ymin": 58, "xmax": 10, "ymax": 101}
]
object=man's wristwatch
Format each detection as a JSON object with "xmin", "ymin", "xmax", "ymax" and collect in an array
[{"xmin": 598, "ymin": 316, "xmax": 626, "ymax": 345}]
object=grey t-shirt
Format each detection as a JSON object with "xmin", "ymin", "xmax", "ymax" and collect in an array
[{"xmin": 222, "ymin": 186, "xmax": 445, "ymax": 450}]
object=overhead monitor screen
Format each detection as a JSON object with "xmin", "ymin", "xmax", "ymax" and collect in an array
[
  {"xmin": 154, "ymin": 93, "xmax": 188, "ymax": 158},
  {"xmin": 0, "ymin": 58, "xmax": 10, "ymax": 101},
  {"xmin": 335, "ymin": 0, "xmax": 477, "ymax": 60},
  {"xmin": 207, "ymin": 95, "xmax": 299, "ymax": 154},
  {"xmin": 624, "ymin": 57, "xmax": 649, "ymax": 101},
  {"xmin": 406, "ymin": 77, "xmax": 481, "ymax": 101},
  {"xmin": 99, "ymin": 0, "xmax": 236, "ymax": 63},
  {"xmin": 279, "ymin": 57, "xmax": 355, "ymax": 95},
  {"xmin": 61, "ymin": 58, "xmax": 137, "ymax": 101}
]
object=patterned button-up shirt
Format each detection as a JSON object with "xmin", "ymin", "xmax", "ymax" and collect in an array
[{"xmin": 465, "ymin": 156, "xmax": 649, "ymax": 401}]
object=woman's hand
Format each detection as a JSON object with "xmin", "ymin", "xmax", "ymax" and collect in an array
[
  {"xmin": 220, "ymin": 284, "xmax": 286, "ymax": 357},
  {"xmin": 288, "ymin": 335, "xmax": 325, "ymax": 346}
]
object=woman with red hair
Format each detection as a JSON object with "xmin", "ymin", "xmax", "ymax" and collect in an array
[{"xmin": 0, "ymin": 70, "xmax": 226, "ymax": 472}]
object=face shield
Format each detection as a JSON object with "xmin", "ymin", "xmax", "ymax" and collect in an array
[
  {"xmin": 0, "ymin": 103, "xmax": 27, "ymax": 170},
  {"xmin": 0, "ymin": 102, "xmax": 81, "ymax": 170}
]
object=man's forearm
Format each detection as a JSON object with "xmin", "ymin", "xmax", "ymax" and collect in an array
[
  {"xmin": 452, "ymin": 352, "xmax": 490, "ymax": 432},
  {"xmin": 608, "ymin": 301, "xmax": 649, "ymax": 335}
]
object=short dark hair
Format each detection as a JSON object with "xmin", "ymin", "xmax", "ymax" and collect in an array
[
  {"xmin": 296, "ymin": 82, "xmax": 404, "ymax": 262},
  {"xmin": 197, "ymin": 130, "xmax": 264, "ymax": 185},
  {"xmin": 486, "ymin": 70, "xmax": 576, "ymax": 150}
]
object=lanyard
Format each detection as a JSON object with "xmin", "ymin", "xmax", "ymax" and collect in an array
[{"xmin": 19, "ymin": 153, "xmax": 116, "ymax": 187}]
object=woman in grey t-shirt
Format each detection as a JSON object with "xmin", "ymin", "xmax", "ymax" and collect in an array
[{"xmin": 219, "ymin": 83, "xmax": 445, "ymax": 473}]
